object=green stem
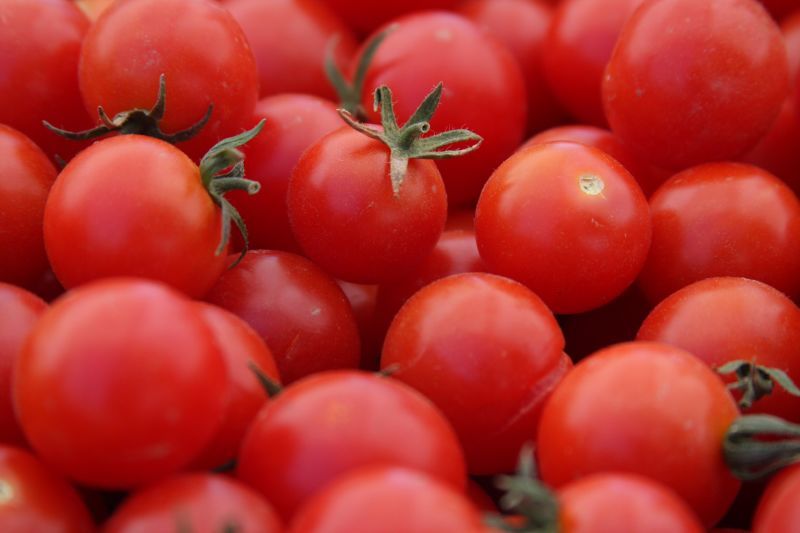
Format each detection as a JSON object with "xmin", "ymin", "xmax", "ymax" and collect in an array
[{"xmin": 724, "ymin": 414, "xmax": 800, "ymax": 480}]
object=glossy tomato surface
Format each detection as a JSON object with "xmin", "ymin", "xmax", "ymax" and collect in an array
[
  {"xmin": 753, "ymin": 464, "xmax": 800, "ymax": 533},
  {"xmin": 322, "ymin": 0, "xmax": 461, "ymax": 35}
]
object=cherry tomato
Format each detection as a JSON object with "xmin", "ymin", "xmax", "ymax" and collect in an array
[
  {"xmin": 638, "ymin": 162, "xmax": 800, "ymax": 304},
  {"xmin": 104, "ymin": 474, "xmax": 282, "ymax": 533},
  {"xmin": 760, "ymin": 0, "xmax": 797, "ymax": 20},
  {"xmin": 43, "ymin": 135, "xmax": 226, "ymax": 298},
  {"xmin": 335, "ymin": 281, "xmax": 382, "ymax": 370},
  {"xmin": 752, "ymin": 464, "xmax": 800, "ymax": 533},
  {"xmin": 190, "ymin": 303, "xmax": 281, "ymax": 470},
  {"xmin": 288, "ymin": 125, "xmax": 448, "ymax": 284},
  {"xmin": 229, "ymin": 94, "xmax": 343, "ymax": 253},
  {"xmin": 0, "ymin": 125, "xmax": 57, "ymax": 289},
  {"xmin": 0, "ymin": 284, "xmax": 46, "ymax": 447},
  {"xmin": 537, "ymin": 341, "xmax": 741, "ymax": 527},
  {"xmin": 360, "ymin": 12, "xmax": 527, "ymax": 206},
  {"xmin": 237, "ymin": 370, "xmax": 467, "ymax": 520},
  {"xmin": 14, "ymin": 279, "xmax": 228, "ymax": 489},
  {"xmin": 205, "ymin": 250, "xmax": 361, "ymax": 383},
  {"xmin": 0, "ymin": 446, "xmax": 94, "ymax": 533},
  {"xmin": 459, "ymin": 0, "xmax": 567, "ymax": 134},
  {"xmin": 79, "ymin": 0, "xmax": 259, "ymax": 160},
  {"xmin": 0, "ymin": 0, "xmax": 92, "ymax": 163},
  {"xmin": 603, "ymin": 0, "xmax": 789, "ymax": 169},
  {"xmin": 289, "ymin": 467, "xmax": 484, "ymax": 533},
  {"xmin": 475, "ymin": 141, "xmax": 651, "ymax": 314},
  {"xmin": 381, "ymin": 272, "xmax": 568, "ymax": 474},
  {"xmin": 638, "ymin": 277, "xmax": 800, "ymax": 422},
  {"xmin": 322, "ymin": 0, "xmax": 462, "ymax": 36},
  {"xmin": 223, "ymin": 0, "xmax": 357, "ymax": 100}
]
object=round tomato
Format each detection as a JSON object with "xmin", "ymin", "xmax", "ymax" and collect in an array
[
  {"xmin": 44, "ymin": 135, "xmax": 227, "ymax": 298},
  {"xmin": 14, "ymin": 279, "xmax": 228, "ymax": 489},
  {"xmin": 381, "ymin": 272, "xmax": 568, "ymax": 474},
  {"xmin": 237, "ymin": 371, "xmax": 466, "ymax": 520},
  {"xmin": 603, "ymin": 0, "xmax": 788, "ymax": 169},
  {"xmin": 753, "ymin": 464, "xmax": 800, "ymax": 533},
  {"xmin": 0, "ymin": 446, "xmax": 94, "ymax": 533},
  {"xmin": 0, "ymin": 125, "xmax": 57, "ymax": 289},
  {"xmin": 475, "ymin": 141, "xmax": 651, "ymax": 314},
  {"xmin": 537, "ymin": 341, "xmax": 741, "ymax": 527},
  {"xmin": 289, "ymin": 467, "xmax": 484, "ymax": 533},
  {"xmin": 205, "ymin": 250, "xmax": 361, "ymax": 383},
  {"xmin": 638, "ymin": 163, "xmax": 800, "ymax": 303},
  {"xmin": 79, "ymin": 0, "xmax": 259, "ymax": 160},
  {"xmin": 104, "ymin": 474, "xmax": 282, "ymax": 533}
]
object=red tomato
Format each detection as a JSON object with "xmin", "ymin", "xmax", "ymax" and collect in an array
[
  {"xmin": 229, "ymin": 94, "xmax": 343, "ymax": 253},
  {"xmin": 458, "ymin": 0, "xmax": 567, "ymax": 134},
  {"xmin": 205, "ymin": 250, "xmax": 361, "ymax": 383},
  {"xmin": 381, "ymin": 273, "xmax": 568, "ymax": 474},
  {"xmin": 522, "ymin": 124, "xmax": 666, "ymax": 196},
  {"xmin": 190, "ymin": 303, "xmax": 281, "ymax": 470},
  {"xmin": 335, "ymin": 280, "xmax": 381, "ymax": 370},
  {"xmin": 475, "ymin": 141, "xmax": 651, "ymax": 314},
  {"xmin": 784, "ymin": 11, "xmax": 800, "ymax": 79},
  {"xmin": 322, "ymin": 0, "xmax": 461, "ymax": 35},
  {"xmin": 360, "ymin": 12, "xmax": 527, "ymax": 206},
  {"xmin": 289, "ymin": 467, "xmax": 484, "ymax": 533},
  {"xmin": 288, "ymin": 125, "xmax": 448, "ymax": 284},
  {"xmin": 741, "ymin": 99, "xmax": 800, "ymax": 196},
  {"xmin": 760, "ymin": 0, "xmax": 797, "ymax": 20},
  {"xmin": 237, "ymin": 371, "xmax": 467, "ymax": 520},
  {"xmin": 223, "ymin": 0, "xmax": 357, "ymax": 100},
  {"xmin": 603, "ymin": 0, "xmax": 788, "ymax": 169},
  {"xmin": 537, "ymin": 341, "xmax": 741, "ymax": 527},
  {"xmin": 0, "ymin": 284, "xmax": 46, "ymax": 447},
  {"xmin": 0, "ymin": 446, "xmax": 94, "ymax": 533},
  {"xmin": 0, "ymin": 126, "xmax": 57, "ymax": 289},
  {"xmin": 14, "ymin": 279, "xmax": 228, "ymax": 489},
  {"xmin": 753, "ymin": 464, "xmax": 800, "ymax": 532},
  {"xmin": 43, "ymin": 135, "xmax": 227, "ymax": 298},
  {"xmin": 638, "ymin": 277, "xmax": 800, "ymax": 422},
  {"xmin": 556, "ymin": 473, "xmax": 704, "ymax": 532},
  {"xmin": 543, "ymin": 0, "xmax": 644, "ymax": 126},
  {"xmin": 638, "ymin": 163, "xmax": 800, "ymax": 304},
  {"xmin": 0, "ymin": 0, "xmax": 92, "ymax": 163},
  {"xmin": 79, "ymin": 0, "xmax": 259, "ymax": 160},
  {"xmin": 104, "ymin": 474, "xmax": 282, "ymax": 533}
]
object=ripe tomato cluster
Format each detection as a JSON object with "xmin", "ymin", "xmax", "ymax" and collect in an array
[{"xmin": 2, "ymin": 0, "xmax": 800, "ymax": 531}]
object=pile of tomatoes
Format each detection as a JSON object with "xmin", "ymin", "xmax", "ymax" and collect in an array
[{"xmin": 2, "ymin": 0, "xmax": 800, "ymax": 531}]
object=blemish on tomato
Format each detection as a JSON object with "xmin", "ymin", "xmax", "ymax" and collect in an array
[{"xmin": 579, "ymin": 174, "xmax": 605, "ymax": 196}]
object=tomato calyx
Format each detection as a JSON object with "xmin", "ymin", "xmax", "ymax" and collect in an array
[
  {"xmin": 43, "ymin": 74, "xmax": 213, "ymax": 144},
  {"xmin": 485, "ymin": 445, "xmax": 560, "ymax": 533},
  {"xmin": 199, "ymin": 121, "xmax": 265, "ymax": 266},
  {"xmin": 247, "ymin": 360, "xmax": 282, "ymax": 398},
  {"xmin": 717, "ymin": 360, "xmax": 800, "ymax": 410},
  {"xmin": 326, "ymin": 26, "xmax": 394, "ymax": 120},
  {"xmin": 339, "ymin": 84, "xmax": 482, "ymax": 196},
  {"xmin": 724, "ymin": 414, "xmax": 800, "ymax": 481}
]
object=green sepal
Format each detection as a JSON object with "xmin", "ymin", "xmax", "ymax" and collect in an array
[
  {"xmin": 717, "ymin": 360, "xmax": 800, "ymax": 409},
  {"xmin": 724, "ymin": 414, "xmax": 800, "ymax": 481}
]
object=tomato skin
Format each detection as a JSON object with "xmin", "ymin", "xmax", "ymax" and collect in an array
[
  {"xmin": 603, "ymin": 0, "xmax": 789, "ymax": 169},
  {"xmin": 43, "ymin": 135, "xmax": 226, "ymax": 299},
  {"xmin": 638, "ymin": 277, "xmax": 800, "ymax": 422},
  {"xmin": 322, "ymin": 0, "xmax": 461, "ymax": 35},
  {"xmin": 543, "ymin": 0, "xmax": 643, "ymax": 127},
  {"xmin": 14, "ymin": 279, "xmax": 228, "ymax": 489},
  {"xmin": 0, "ymin": 0, "xmax": 92, "ymax": 163},
  {"xmin": 79, "ymin": 0, "xmax": 259, "ymax": 160},
  {"xmin": 753, "ymin": 465, "xmax": 800, "ymax": 533},
  {"xmin": 223, "ymin": 0, "xmax": 357, "ymax": 100},
  {"xmin": 475, "ymin": 141, "xmax": 651, "ymax": 314},
  {"xmin": 206, "ymin": 250, "xmax": 361, "ymax": 383},
  {"xmin": 558, "ymin": 473, "xmax": 704, "ymax": 533},
  {"xmin": 0, "ymin": 284, "xmax": 46, "ymax": 447},
  {"xmin": 537, "ymin": 341, "xmax": 741, "ymax": 527},
  {"xmin": 104, "ymin": 474, "xmax": 282, "ymax": 533},
  {"xmin": 638, "ymin": 163, "xmax": 800, "ymax": 304},
  {"xmin": 459, "ymin": 0, "xmax": 567, "ymax": 134},
  {"xmin": 190, "ymin": 303, "xmax": 281, "ymax": 470},
  {"xmin": 0, "ymin": 446, "xmax": 95, "ymax": 533},
  {"xmin": 229, "ymin": 95, "xmax": 343, "ymax": 253},
  {"xmin": 381, "ymin": 273, "xmax": 567, "ymax": 474},
  {"xmin": 237, "ymin": 371, "xmax": 467, "ymax": 521},
  {"xmin": 288, "ymin": 127, "xmax": 448, "ymax": 284},
  {"xmin": 289, "ymin": 467, "xmax": 484, "ymax": 533},
  {"xmin": 360, "ymin": 12, "xmax": 527, "ymax": 207},
  {"xmin": 0, "ymin": 126, "xmax": 58, "ymax": 289}
]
